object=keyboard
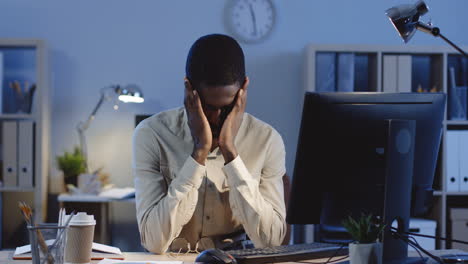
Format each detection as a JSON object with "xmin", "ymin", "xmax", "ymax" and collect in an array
[{"xmin": 225, "ymin": 242, "xmax": 348, "ymax": 264}]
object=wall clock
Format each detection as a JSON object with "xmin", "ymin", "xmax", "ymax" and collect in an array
[{"xmin": 225, "ymin": 0, "xmax": 276, "ymax": 43}]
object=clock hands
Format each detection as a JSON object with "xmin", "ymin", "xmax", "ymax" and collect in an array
[{"xmin": 248, "ymin": 3, "xmax": 258, "ymax": 36}]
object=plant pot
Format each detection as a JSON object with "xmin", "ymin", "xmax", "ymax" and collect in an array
[
  {"xmin": 63, "ymin": 174, "xmax": 78, "ymax": 189},
  {"xmin": 349, "ymin": 242, "xmax": 382, "ymax": 264}
]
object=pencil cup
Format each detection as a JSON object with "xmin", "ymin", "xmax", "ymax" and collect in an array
[
  {"xmin": 28, "ymin": 223, "xmax": 69, "ymax": 264},
  {"xmin": 64, "ymin": 213, "xmax": 95, "ymax": 264}
]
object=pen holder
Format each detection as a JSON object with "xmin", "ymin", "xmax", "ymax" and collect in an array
[{"xmin": 28, "ymin": 224, "xmax": 68, "ymax": 264}]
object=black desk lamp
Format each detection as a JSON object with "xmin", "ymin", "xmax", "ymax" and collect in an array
[{"xmin": 386, "ymin": 0, "xmax": 468, "ymax": 58}]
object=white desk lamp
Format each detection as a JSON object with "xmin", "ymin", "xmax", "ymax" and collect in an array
[{"xmin": 77, "ymin": 84, "xmax": 144, "ymax": 172}]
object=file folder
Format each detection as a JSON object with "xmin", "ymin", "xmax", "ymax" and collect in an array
[
  {"xmin": 18, "ymin": 120, "xmax": 34, "ymax": 188},
  {"xmin": 397, "ymin": 55, "xmax": 412, "ymax": 92},
  {"xmin": 316, "ymin": 52, "xmax": 336, "ymax": 92},
  {"xmin": 446, "ymin": 131, "xmax": 460, "ymax": 192},
  {"xmin": 383, "ymin": 55, "xmax": 398, "ymax": 92},
  {"xmin": 2, "ymin": 121, "xmax": 18, "ymax": 187},
  {"xmin": 337, "ymin": 53, "xmax": 355, "ymax": 92},
  {"xmin": 459, "ymin": 131, "xmax": 468, "ymax": 191},
  {"xmin": 0, "ymin": 52, "xmax": 3, "ymax": 113},
  {"xmin": 383, "ymin": 55, "xmax": 412, "ymax": 92}
]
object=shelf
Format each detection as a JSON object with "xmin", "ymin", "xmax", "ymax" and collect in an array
[
  {"xmin": 446, "ymin": 120, "xmax": 468, "ymax": 125},
  {"xmin": 0, "ymin": 114, "xmax": 33, "ymax": 119},
  {"xmin": 446, "ymin": 192, "xmax": 468, "ymax": 196},
  {"xmin": 0, "ymin": 186, "xmax": 35, "ymax": 192}
]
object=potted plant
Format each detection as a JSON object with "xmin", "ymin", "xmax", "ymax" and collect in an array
[
  {"xmin": 56, "ymin": 146, "xmax": 86, "ymax": 190},
  {"xmin": 343, "ymin": 213, "xmax": 386, "ymax": 264}
]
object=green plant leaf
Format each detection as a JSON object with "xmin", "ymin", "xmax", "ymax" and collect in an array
[
  {"xmin": 56, "ymin": 146, "xmax": 86, "ymax": 178},
  {"xmin": 342, "ymin": 213, "xmax": 386, "ymax": 243}
]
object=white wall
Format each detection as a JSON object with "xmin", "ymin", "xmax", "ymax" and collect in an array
[{"xmin": 1, "ymin": 0, "xmax": 468, "ymax": 190}]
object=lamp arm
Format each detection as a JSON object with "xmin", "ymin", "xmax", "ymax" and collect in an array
[
  {"xmin": 416, "ymin": 22, "xmax": 468, "ymax": 58},
  {"xmin": 438, "ymin": 33, "xmax": 468, "ymax": 59},
  {"xmin": 76, "ymin": 93, "xmax": 106, "ymax": 173}
]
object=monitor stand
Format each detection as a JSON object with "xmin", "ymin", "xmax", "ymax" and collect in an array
[
  {"xmin": 339, "ymin": 119, "xmax": 427, "ymax": 264},
  {"xmin": 382, "ymin": 119, "xmax": 423, "ymax": 264}
]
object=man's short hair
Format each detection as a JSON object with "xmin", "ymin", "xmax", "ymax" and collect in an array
[{"xmin": 186, "ymin": 34, "xmax": 245, "ymax": 89}]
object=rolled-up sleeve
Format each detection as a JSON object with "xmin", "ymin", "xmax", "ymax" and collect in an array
[
  {"xmin": 133, "ymin": 124, "xmax": 206, "ymax": 254},
  {"xmin": 223, "ymin": 129, "xmax": 287, "ymax": 248}
]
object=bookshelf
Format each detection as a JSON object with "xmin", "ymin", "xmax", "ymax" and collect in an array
[
  {"xmin": 0, "ymin": 39, "xmax": 50, "ymax": 248},
  {"xmin": 304, "ymin": 44, "xmax": 468, "ymax": 250}
]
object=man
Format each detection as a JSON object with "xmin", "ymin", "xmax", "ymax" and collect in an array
[{"xmin": 133, "ymin": 34, "xmax": 287, "ymax": 254}]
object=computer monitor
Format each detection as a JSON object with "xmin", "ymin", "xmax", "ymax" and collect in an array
[{"xmin": 286, "ymin": 92, "xmax": 446, "ymax": 263}]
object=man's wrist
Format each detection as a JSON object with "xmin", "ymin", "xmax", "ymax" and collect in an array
[
  {"xmin": 220, "ymin": 145, "xmax": 238, "ymax": 164},
  {"xmin": 192, "ymin": 147, "xmax": 209, "ymax": 165}
]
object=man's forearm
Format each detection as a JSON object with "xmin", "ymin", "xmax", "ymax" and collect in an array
[
  {"xmin": 135, "ymin": 156, "xmax": 207, "ymax": 253},
  {"xmin": 223, "ymin": 156, "xmax": 286, "ymax": 247}
]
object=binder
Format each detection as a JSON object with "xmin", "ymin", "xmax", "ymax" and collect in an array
[
  {"xmin": 383, "ymin": 55, "xmax": 398, "ymax": 92},
  {"xmin": 459, "ymin": 131, "xmax": 468, "ymax": 191},
  {"xmin": 397, "ymin": 55, "xmax": 412, "ymax": 92},
  {"xmin": 316, "ymin": 52, "xmax": 336, "ymax": 92},
  {"xmin": 18, "ymin": 120, "xmax": 34, "ymax": 188},
  {"xmin": 446, "ymin": 131, "xmax": 460, "ymax": 192},
  {"xmin": 337, "ymin": 53, "xmax": 355, "ymax": 92},
  {"xmin": 3, "ymin": 121, "xmax": 18, "ymax": 187},
  {"xmin": 0, "ymin": 52, "xmax": 3, "ymax": 113},
  {"xmin": 383, "ymin": 55, "xmax": 412, "ymax": 92}
]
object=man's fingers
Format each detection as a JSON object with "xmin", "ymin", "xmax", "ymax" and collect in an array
[
  {"xmin": 242, "ymin": 77, "xmax": 250, "ymax": 91},
  {"xmin": 193, "ymin": 90, "xmax": 205, "ymax": 115},
  {"xmin": 185, "ymin": 79, "xmax": 199, "ymax": 109}
]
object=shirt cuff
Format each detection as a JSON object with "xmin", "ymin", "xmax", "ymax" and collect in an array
[
  {"xmin": 172, "ymin": 156, "xmax": 206, "ymax": 189},
  {"xmin": 222, "ymin": 155, "xmax": 252, "ymax": 187}
]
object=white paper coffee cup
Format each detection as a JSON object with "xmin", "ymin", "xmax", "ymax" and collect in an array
[{"xmin": 64, "ymin": 212, "xmax": 96, "ymax": 264}]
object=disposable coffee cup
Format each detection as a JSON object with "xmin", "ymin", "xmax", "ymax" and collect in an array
[{"xmin": 64, "ymin": 212, "xmax": 96, "ymax": 264}]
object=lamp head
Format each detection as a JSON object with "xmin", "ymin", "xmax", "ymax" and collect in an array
[
  {"xmin": 115, "ymin": 84, "xmax": 144, "ymax": 103},
  {"xmin": 386, "ymin": 0, "xmax": 429, "ymax": 43}
]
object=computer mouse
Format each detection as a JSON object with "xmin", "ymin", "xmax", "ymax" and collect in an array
[{"xmin": 195, "ymin": 248, "xmax": 237, "ymax": 264}]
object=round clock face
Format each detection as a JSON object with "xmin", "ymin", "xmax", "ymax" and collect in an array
[{"xmin": 226, "ymin": 0, "xmax": 276, "ymax": 43}]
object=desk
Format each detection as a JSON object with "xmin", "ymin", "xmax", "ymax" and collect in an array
[
  {"xmin": 58, "ymin": 194, "xmax": 136, "ymax": 245},
  {"xmin": 2, "ymin": 250, "xmax": 466, "ymax": 264}
]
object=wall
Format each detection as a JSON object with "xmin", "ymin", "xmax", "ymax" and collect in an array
[{"xmin": 1, "ymin": 0, "xmax": 468, "ymax": 191}]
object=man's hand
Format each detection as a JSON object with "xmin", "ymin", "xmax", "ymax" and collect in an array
[
  {"xmin": 219, "ymin": 77, "xmax": 249, "ymax": 164},
  {"xmin": 184, "ymin": 78, "xmax": 212, "ymax": 165}
]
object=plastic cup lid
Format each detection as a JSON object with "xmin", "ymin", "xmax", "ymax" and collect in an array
[{"xmin": 69, "ymin": 212, "xmax": 96, "ymax": 226}]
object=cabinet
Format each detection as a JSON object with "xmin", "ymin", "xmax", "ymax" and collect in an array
[
  {"xmin": 304, "ymin": 44, "xmax": 468, "ymax": 249},
  {"xmin": 0, "ymin": 39, "xmax": 50, "ymax": 248}
]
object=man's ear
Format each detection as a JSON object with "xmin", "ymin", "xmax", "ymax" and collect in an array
[{"xmin": 184, "ymin": 77, "xmax": 193, "ymax": 91}]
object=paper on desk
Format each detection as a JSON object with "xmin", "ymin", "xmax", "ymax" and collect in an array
[
  {"xmin": 15, "ymin": 240, "xmax": 121, "ymax": 256},
  {"xmin": 99, "ymin": 187, "xmax": 135, "ymax": 199},
  {"xmin": 97, "ymin": 259, "xmax": 182, "ymax": 264}
]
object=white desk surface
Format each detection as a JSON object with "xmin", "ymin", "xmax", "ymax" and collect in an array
[{"xmin": 2, "ymin": 249, "xmax": 466, "ymax": 264}]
